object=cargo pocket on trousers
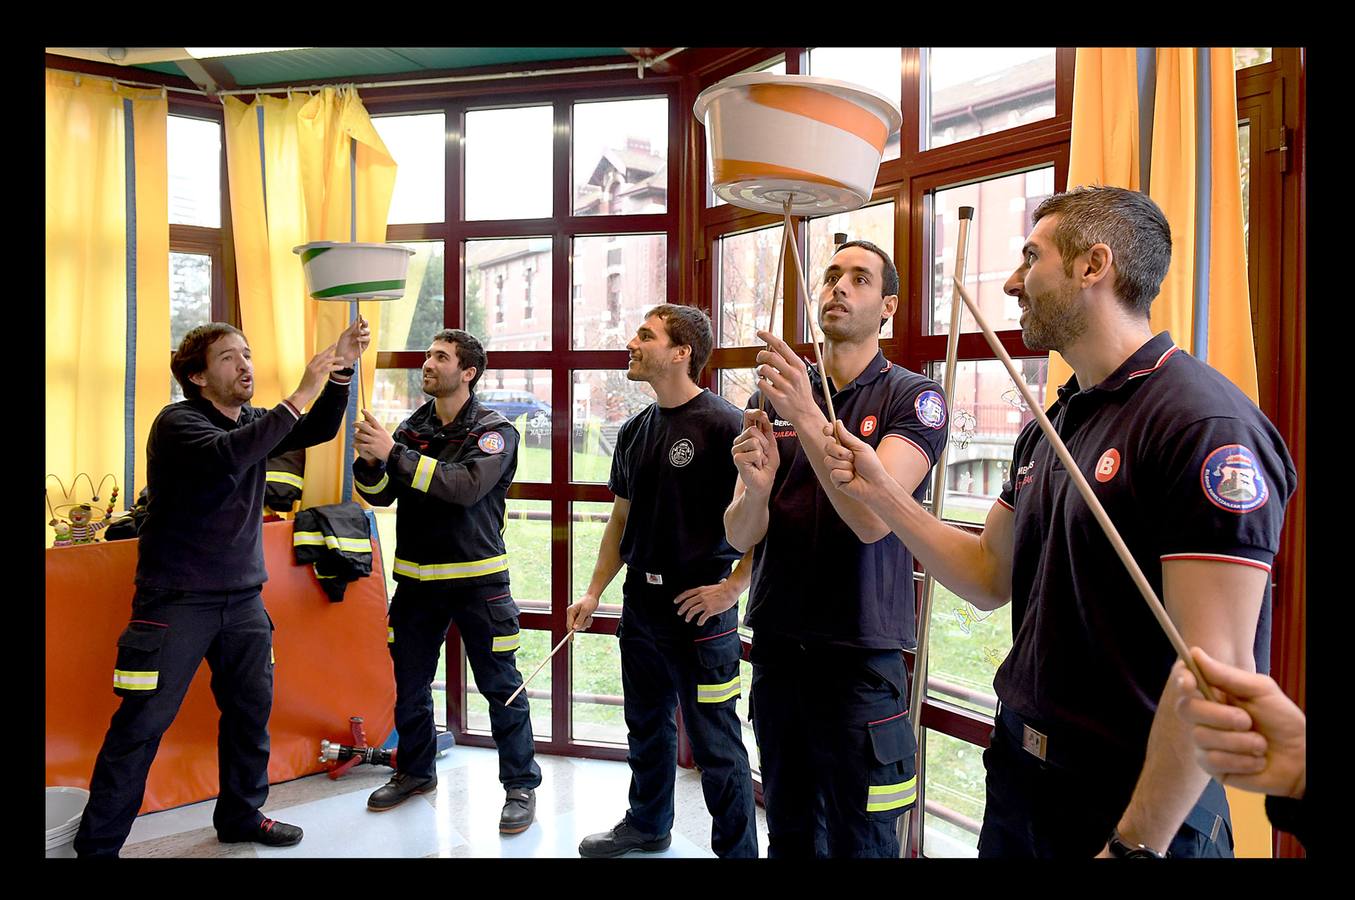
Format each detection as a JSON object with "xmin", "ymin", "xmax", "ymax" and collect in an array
[
  {"xmin": 487, "ymin": 594, "xmax": 521, "ymax": 653},
  {"xmin": 694, "ymin": 631, "xmax": 742, "ymax": 705},
  {"xmin": 113, "ymin": 620, "xmax": 169, "ymax": 697},
  {"xmin": 865, "ymin": 712, "xmax": 918, "ymax": 820}
]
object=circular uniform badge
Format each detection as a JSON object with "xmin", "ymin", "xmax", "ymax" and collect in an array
[
  {"xmin": 1201, "ymin": 443, "xmax": 1269, "ymax": 513},
  {"xmin": 1094, "ymin": 448, "xmax": 1120, "ymax": 482},
  {"xmin": 478, "ymin": 431, "xmax": 506, "ymax": 454},
  {"xmin": 860, "ymin": 415, "xmax": 878, "ymax": 437},
  {"xmin": 669, "ymin": 438, "xmax": 695, "ymax": 468},
  {"xmin": 915, "ymin": 390, "xmax": 947, "ymax": 430}
]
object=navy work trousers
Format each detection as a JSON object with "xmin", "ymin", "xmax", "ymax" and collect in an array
[
  {"xmin": 977, "ymin": 710, "xmax": 1233, "ymax": 858},
  {"xmin": 617, "ymin": 571, "xmax": 757, "ymax": 858},
  {"xmin": 74, "ymin": 587, "xmax": 274, "ymax": 858},
  {"xmin": 749, "ymin": 633, "xmax": 918, "ymax": 858},
  {"xmin": 387, "ymin": 579, "xmax": 540, "ymax": 789}
]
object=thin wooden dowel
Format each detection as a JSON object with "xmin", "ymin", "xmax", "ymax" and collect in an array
[
  {"xmin": 758, "ymin": 204, "xmax": 792, "ymax": 413},
  {"xmin": 783, "ymin": 210, "xmax": 836, "ymax": 424},
  {"xmin": 950, "ymin": 275, "xmax": 1217, "ymax": 704},
  {"xmin": 505, "ymin": 629, "xmax": 576, "ymax": 707}
]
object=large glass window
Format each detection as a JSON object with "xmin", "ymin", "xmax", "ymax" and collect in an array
[
  {"xmin": 372, "ymin": 113, "xmax": 446, "ymax": 225},
  {"xmin": 505, "ymin": 499, "xmax": 551, "ymax": 610},
  {"xmin": 482, "ymin": 370, "xmax": 552, "ymax": 481},
  {"xmin": 570, "ymin": 234, "xmax": 667, "ymax": 349},
  {"xmin": 806, "ymin": 201, "xmax": 896, "ymax": 340},
  {"xmin": 168, "ymin": 252, "xmax": 212, "ymax": 402},
  {"xmin": 570, "ymin": 370, "xmax": 654, "ymax": 483},
  {"xmin": 377, "ymin": 241, "xmax": 446, "ymax": 352},
  {"xmin": 571, "ymin": 501, "xmax": 625, "ymax": 608},
  {"xmin": 926, "ymin": 48, "xmax": 1056, "ymax": 150},
  {"xmin": 717, "ymin": 224, "xmax": 786, "ymax": 348},
  {"xmin": 465, "ymin": 238, "xmax": 552, "ymax": 351},
  {"xmin": 808, "ymin": 47, "xmax": 902, "ymax": 161},
  {"xmin": 464, "ymin": 106, "xmax": 553, "ymax": 221},
  {"xmin": 167, "ymin": 115, "xmax": 221, "ymax": 228},
  {"xmin": 572, "ymin": 98, "xmax": 668, "ymax": 216}
]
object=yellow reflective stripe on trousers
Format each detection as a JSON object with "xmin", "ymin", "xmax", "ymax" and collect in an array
[
  {"xmin": 411, "ymin": 456, "xmax": 437, "ymax": 493},
  {"xmin": 696, "ymin": 675, "xmax": 741, "ymax": 703},
  {"xmin": 266, "ymin": 470, "xmax": 304, "ymax": 489},
  {"xmin": 356, "ymin": 472, "xmax": 389, "ymax": 494},
  {"xmin": 866, "ymin": 776, "xmax": 918, "ymax": 812},
  {"xmin": 113, "ymin": 669, "xmax": 158, "ymax": 690},
  {"xmin": 294, "ymin": 531, "xmax": 370, "ymax": 553},
  {"xmin": 392, "ymin": 555, "xmax": 509, "ymax": 581},
  {"xmin": 492, "ymin": 632, "xmax": 521, "ymax": 653},
  {"xmin": 387, "ymin": 627, "xmax": 395, "ymax": 644}
]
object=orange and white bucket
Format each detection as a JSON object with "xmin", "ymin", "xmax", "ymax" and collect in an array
[{"xmin": 693, "ymin": 73, "xmax": 902, "ymax": 215}]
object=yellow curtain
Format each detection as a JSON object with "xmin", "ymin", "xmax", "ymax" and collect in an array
[
  {"xmin": 45, "ymin": 71, "xmax": 168, "ymax": 546},
  {"xmin": 1058, "ymin": 48, "xmax": 1257, "ymax": 403},
  {"xmin": 224, "ymin": 87, "xmax": 396, "ymax": 508}
]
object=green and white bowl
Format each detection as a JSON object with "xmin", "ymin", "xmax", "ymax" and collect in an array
[{"xmin": 293, "ymin": 241, "xmax": 415, "ymax": 301}]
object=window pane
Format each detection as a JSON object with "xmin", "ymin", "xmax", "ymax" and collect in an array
[
  {"xmin": 167, "ymin": 116, "xmax": 220, "ymax": 227},
  {"xmin": 717, "ymin": 368, "xmax": 757, "ymax": 412},
  {"xmin": 805, "ymin": 201, "xmax": 896, "ymax": 341},
  {"xmin": 572, "ymin": 631, "xmax": 626, "ymax": 744},
  {"xmin": 506, "ymin": 499, "xmax": 551, "ymax": 610},
  {"xmin": 571, "ymin": 370, "xmax": 654, "ymax": 483},
  {"xmin": 1234, "ymin": 47, "xmax": 1272, "ymax": 69},
  {"xmin": 571, "ymin": 234, "xmax": 668, "ymax": 349},
  {"xmin": 372, "ymin": 113, "xmax": 445, "ymax": 224},
  {"xmin": 571, "ymin": 501, "xmax": 625, "ymax": 608},
  {"xmin": 465, "ymin": 629, "xmax": 552, "ymax": 739},
  {"xmin": 930, "ymin": 168, "xmax": 1054, "ymax": 336},
  {"xmin": 808, "ymin": 47, "xmax": 902, "ymax": 161},
  {"xmin": 464, "ymin": 105, "xmax": 553, "ymax": 221},
  {"xmin": 707, "ymin": 58, "xmax": 786, "ymax": 207},
  {"xmin": 573, "ymin": 98, "xmax": 668, "ymax": 216},
  {"xmin": 480, "ymin": 370, "xmax": 552, "ymax": 482},
  {"xmin": 927, "ymin": 48, "xmax": 1056, "ymax": 151},
  {"xmin": 922, "ymin": 357, "xmax": 1046, "ymax": 713},
  {"xmin": 371, "ymin": 368, "xmax": 427, "ymax": 435},
  {"xmin": 922, "ymin": 730, "xmax": 985, "ymax": 858},
  {"xmin": 377, "ymin": 241, "xmax": 445, "ymax": 352},
  {"xmin": 465, "ymin": 238, "xmax": 552, "ymax": 351},
  {"xmin": 169, "ymin": 251, "xmax": 212, "ymax": 403},
  {"xmin": 717, "ymin": 224, "xmax": 785, "ymax": 348}
]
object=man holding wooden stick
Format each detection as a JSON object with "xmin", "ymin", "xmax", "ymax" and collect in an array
[
  {"xmin": 351, "ymin": 329, "xmax": 540, "ymax": 834},
  {"xmin": 822, "ymin": 187, "xmax": 1296, "ymax": 858},
  {"xmin": 725, "ymin": 240, "xmax": 947, "ymax": 858},
  {"xmin": 568, "ymin": 305, "xmax": 758, "ymax": 858}
]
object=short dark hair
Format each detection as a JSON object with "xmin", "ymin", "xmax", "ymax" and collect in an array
[
  {"xmin": 833, "ymin": 239, "xmax": 899, "ymax": 330},
  {"xmin": 1030, "ymin": 186, "xmax": 1172, "ymax": 316},
  {"xmin": 172, "ymin": 323, "xmax": 245, "ymax": 400},
  {"xmin": 432, "ymin": 328, "xmax": 487, "ymax": 393},
  {"xmin": 645, "ymin": 304, "xmax": 713, "ymax": 382}
]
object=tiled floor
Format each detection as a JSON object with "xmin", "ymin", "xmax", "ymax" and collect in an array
[{"xmin": 111, "ymin": 745, "xmax": 769, "ymax": 859}]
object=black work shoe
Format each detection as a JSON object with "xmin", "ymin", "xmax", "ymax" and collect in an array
[
  {"xmin": 499, "ymin": 787, "xmax": 536, "ymax": 834},
  {"xmin": 367, "ymin": 772, "xmax": 438, "ymax": 811},
  {"xmin": 217, "ymin": 816, "xmax": 304, "ymax": 848},
  {"xmin": 578, "ymin": 818, "xmax": 672, "ymax": 858}
]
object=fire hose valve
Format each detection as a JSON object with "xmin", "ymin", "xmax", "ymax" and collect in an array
[{"xmin": 318, "ymin": 739, "xmax": 396, "ymax": 769}]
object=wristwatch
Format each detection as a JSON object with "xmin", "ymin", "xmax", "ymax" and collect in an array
[
  {"xmin": 334, "ymin": 366, "xmax": 355, "ymax": 377},
  {"xmin": 1107, "ymin": 829, "xmax": 1165, "ymax": 859}
]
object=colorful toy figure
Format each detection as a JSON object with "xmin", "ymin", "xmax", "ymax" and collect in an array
[
  {"xmin": 61, "ymin": 504, "xmax": 111, "ymax": 545},
  {"xmin": 51, "ymin": 521, "xmax": 73, "ymax": 547},
  {"xmin": 45, "ymin": 474, "xmax": 121, "ymax": 547}
]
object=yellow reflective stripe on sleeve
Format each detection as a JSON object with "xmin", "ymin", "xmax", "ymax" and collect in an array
[
  {"xmin": 387, "ymin": 627, "xmax": 395, "ymax": 644},
  {"xmin": 270, "ymin": 647, "xmax": 275, "ymax": 665},
  {"xmin": 696, "ymin": 675, "xmax": 741, "ymax": 703},
  {"xmin": 313, "ymin": 564, "xmax": 337, "ymax": 580},
  {"xmin": 266, "ymin": 471, "xmax": 304, "ymax": 489},
  {"xmin": 492, "ymin": 632, "xmax": 521, "ymax": 653},
  {"xmin": 866, "ymin": 776, "xmax": 918, "ymax": 812},
  {"xmin": 392, "ymin": 555, "xmax": 510, "ymax": 581},
  {"xmin": 296, "ymin": 532, "xmax": 370, "ymax": 554},
  {"xmin": 113, "ymin": 670, "xmax": 159, "ymax": 690},
  {"xmin": 411, "ymin": 455, "xmax": 437, "ymax": 493},
  {"xmin": 356, "ymin": 472, "xmax": 389, "ymax": 494}
]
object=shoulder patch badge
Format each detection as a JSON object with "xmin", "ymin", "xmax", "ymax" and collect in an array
[
  {"xmin": 478, "ymin": 431, "xmax": 506, "ymax": 454},
  {"xmin": 1201, "ymin": 444, "xmax": 1269, "ymax": 513},
  {"xmin": 860, "ymin": 415, "xmax": 878, "ymax": 437},
  {"xmin": 915, "ymin": 390, "xmax": 947, "ymax": 430},
  {"xmin": 669, "ymin": 438, "xmax": 695, "ymax": 468}
]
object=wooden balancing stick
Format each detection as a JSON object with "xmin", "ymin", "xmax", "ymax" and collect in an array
[
  {"xmin": 757, "ymin": 201, "xmax": 792, "ymax": 413},
  {"xmin": 505, "ymin": 629, "xmax": 577, "ymax": 706},
  {"xmin": 950, "ymin": 276, "xmax": 1218, "ymax": 703},
  {"xmin": 781, "ymin": 206, "xmax": 836, "ymax": 424}
]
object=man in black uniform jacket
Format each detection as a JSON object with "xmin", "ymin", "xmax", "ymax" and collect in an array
[
  {"xmin": 352, "ymin": 329, "xmax": 540, "ymax": 834},
  {"xmin": 568, "ymin": 304, "xmax": 757, "ymax": 858},
  {"xmin": 74, "ymin": 316, "xmax": 368, "ymax": 857},
  {"xmin": 823, "ymin": 186, "xmax": 1297, "ymax": 858},
  {"xmin": 725, "ymin": 241, "xmax": 946, "ymax": 858}
]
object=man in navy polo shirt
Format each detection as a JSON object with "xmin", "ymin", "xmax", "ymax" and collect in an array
[
  {"xmin": 725, "ymin": 240, "xmax": 947, "ymax": 858},
  {"xmin": 822, "ymin": 186, "xmax": 1297, "ymax": 858}
]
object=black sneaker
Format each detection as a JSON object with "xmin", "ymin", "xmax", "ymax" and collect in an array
[
  {"xmin": 578, "ymin": 819, "xmax": 672, "ymax": 858},
  {"xmin": 367, "ymin": 772, "xmax": 438, "ymax": 811},
  {"xmin": 499, "ymin": 787, "xmax": 536, "ymax": 834},
  {"xmin": 217, "ymin": 816, "xmax": 304, "ymax": 848}
]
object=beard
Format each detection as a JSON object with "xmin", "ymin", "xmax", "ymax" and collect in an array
[
  {"xmin": 206, "ymin": 371, "xmax": 253, "ymax": 406},
  {"xmin": 624, "ymin": 356, "xmax": 653, "ymax": 383},
  {"xmin": 1020, "ymin": 280, "xmax": 1088, "ymax": 352},
  {"xmin": 818, "ymin": 303, "xmax": 878, "ymax": 343}
]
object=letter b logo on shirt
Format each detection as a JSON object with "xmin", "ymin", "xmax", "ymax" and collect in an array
[{"xmin": 1095, "ymin": 448, "xmax": 1120, "ymax": 482}]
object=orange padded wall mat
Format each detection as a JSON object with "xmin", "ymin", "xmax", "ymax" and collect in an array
[{"xmin": 45, "ymin": 520, "xmax": 396, "ymax": 814}]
